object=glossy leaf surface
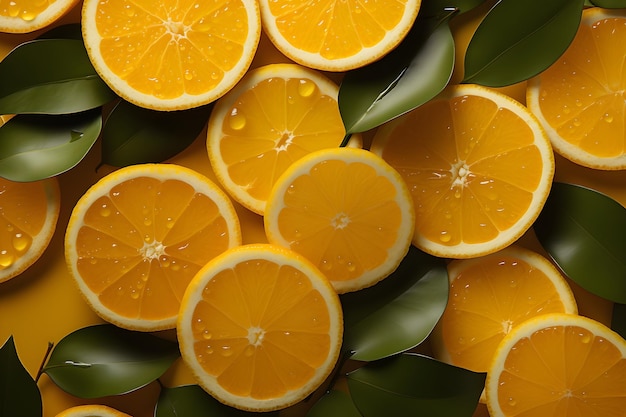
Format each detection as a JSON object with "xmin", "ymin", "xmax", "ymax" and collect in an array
[
  {"xmin": 341, "ymin": 246, "xmax": 448, "ymax": 361},
  {"xmin": 339, "ymin": 12, "xmax": 455, "ymax": 134},
  {"xmin": 0, "ymin": 337, "xmax": 42, "ymax": 417},
  {"xmin": 307, "ymin": 390, "xmax": 362, "ymax": 417},
  {"xmin": 0, "ymin": 39, "xmax": 116, "ymax": 115},
  {"xmin": 534, "ymin": 182, "xmax": 626, "ymax": 304},
  {"xmin": 43, "ymin": 324, "xmax": 180, "ymax": 398},
  {"xmin": 420, "ymin": 0, "xmax": 486, "ymax": 16},
  {"xmin": 155, "ymin": 385, "xmax": 274, "ymax": 417},
  {"xmin": 463, "ymin": 0, "xmax": 584, "ymax": 86},
  {"xmin": 347, "ymin": 353, "xmax": 485, "ymax": 417},
  {"xmin": 0, "ymin": 110, "xmax": 101, "ymax": 181},
  {"xmin": 101, "ymin": 101, "xmax": 212, "ymax": 167}
]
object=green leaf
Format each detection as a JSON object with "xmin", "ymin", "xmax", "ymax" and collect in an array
[
  {"xmin": 43, "ymin": 324, "xmax": 180, "ymax": 398},
  {"xmin": 307, "ymin": 390, "xmax": 362, "ymax": 417},
  {"xmin": 0, "ymin": 336, "xmax": 42, "ymax": 417},
  {"xmin": 156, "ymin": 385, "xmax": 274, "ymax": 417},
  {"xmin": 590, "ymin": 0, "xmax": 626, "ymax": 6},
  {"xmin": 420, "ymin": 0, "xmax": 487, "ymax": 16},
  {"xmin": 341, "ymin": 246, "xmax": 448, "ymax": 361},
  {"xmin": 100, "ymin": 100, "xmax": 212, "ymax": 167},
  {"xmin": 0, "ymin": 39, "xmax": 116, "ymax": 115},
  {"xmin": 463, "ymin": 0, "xmax": 585, "ymax": 86},
  {"xmin": 612, "ymin": 303, "xmax": 626, "ymax": 339},
  {"xmin": 0, "ymin": 110, "xmax": 102, "ymax": 181},
  {"xmin": 534, "ymin": 182, "xmax": 626, "ymax": 304},
  {"xmin": 347, "ymin": 353, "xmax": 485, "ymax": 417},
  {"xmin": 338, "ymin": 12, "xmax": 455, "ymax": 134}
]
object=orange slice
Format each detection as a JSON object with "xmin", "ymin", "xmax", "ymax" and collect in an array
[
  {"xmin": 264, "ymin": 147, "xmax": 415, "ymax": 293},
  {"xmin": 527, "ymin": 7, "xmax": 626, "ymax": 170},
  {"xmin": 486, "ymin": 313, "xmax": 626, "ymax": 417},
  {"xmin": 0, "ymin": 0, "xmax": 80, "ymax": 33},
  {"xmin": 177, "ymin": 243, "xmax": 342, "ymax": 412},
  {"xmin": 55, "ymin": 404, "xmax": 131, "ymax": 417},
  {"xmin": 431, "ymin": 245, "xmax": 577, "ymax": 373},
  {"xmin": 258, "ymin": 0, "xmax": 421, "ymax": 71},
  {"xmin": 0, "ymin": 177, "xmax": 60, "ymax": 283},
  {"xmin": 81, "ymin": 0, "xmax": 261, "ymax": 110},
  {"xmin": 64, "ymin": 163, "xmax": 241, "ymax": 331},
  {"xmin": 371, "ymin": 84, "xmax": 554, "ymax": 259},
  {"xmin": 207, "ymin": 63, "xmax": 358, "ymax": 215}
]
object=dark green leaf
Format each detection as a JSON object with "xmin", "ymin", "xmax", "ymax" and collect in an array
[
  {"xmin": 347, "ymin": 353, "xmax": 485, "ymax": 417},
  {"xmin": 307, "ymin": 390, "xmax": 362, "ymax": 417},
  {"xmin": 0, "ymin": 110, "xmax": 101, "ymax": 181},
  {"xmin": 100, "ymin": 100, "xmax": 212, "ymax": 167},
  {"xmin": 463, "ymin": 0, "xmax": 585, "ymax": 86},
  {"xmin": 612, "ymin": 303, "xmax": 626, "ymax": 339},
  {"xmin": 420, "ymin": 0, "xmax": 487, "ymax": 16},
  {"xmin": 38, "ymin": 23, "xmax": 82, "ymax": 40},
  {"xmin": 155, "ymin": 385, "xmax": 274, "ymax": 417},
  {"xmin": 341, "ymin": 246, "xmax": 448, "ymax": 361},
  {"xmin": 43, "ymin": 324, "xmax": 180, "ymax": 398},
  {"xmin": 534, "ymin": 182, "xmax": 626, "ymax": 304},
  {"xmin": 0, "ymin": 39, "xmax": 116, "ymax": 115},
  {"xmin": 590, "ymin": 0, "xmax": 626, "ymax": 7},
  {"xmin": 0, "ymin": 336, "xmax": 42, "ymax": 417},
  {"xmin": 339, "ymin": 12, "xmax": 455, "ymax": 134}
]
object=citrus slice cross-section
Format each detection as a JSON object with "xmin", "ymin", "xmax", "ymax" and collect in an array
[
  {"xmin": 431, "ymin": 245, "xmax": 577, "ymax": 373},
  {"xmin": 371, "ymin": 84, "xmax": 554, "ymax": 259},
  {"xmin": 81, "ymin": 0, "xmax": 261, "ymax": 110},
  {"xmin": 264, "ymin": 147, "xmax": 415, "ymax": 293},
  {"xmin": 0, "ymin": 177, "xmax": 60, "ymax": 283},
  {"xmin": 65, "ymin": 164, "xmax": 241, "ymax": 331},
  {"xmin": 207, "ymin": 63, "xmax": 357, "ymax": 215},
  {"xmin": 0, "ymin": 0, "xmax": 80, "ymax": 33},
  {"xmin": 55, "ymin": 404, "xmax": 131, "ymax": 417},
  {"xmin": 258, "ymin": 0, "xmax": 421, "ymax": 71},
  {"xmin": 527, "ymin": 7, "xmax": 626, "ymax": 170},
  {"xmin": 486, "ymin": 313, "xmax": 626, "ymax": 417},
  {"xmin": 177, "ymin": 243, "xmax": 343, "ymax": 412}
]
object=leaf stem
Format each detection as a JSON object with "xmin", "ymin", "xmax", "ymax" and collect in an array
[{"xmin": 35, "ymin": 342, "xmax": 54, "ymax": 383}]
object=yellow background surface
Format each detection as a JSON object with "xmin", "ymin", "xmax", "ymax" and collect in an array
[{"xmin": 1, "ymin": 2, "xmax": 624, "ymax": 416}]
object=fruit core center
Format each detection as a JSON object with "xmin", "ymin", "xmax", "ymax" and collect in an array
[
  {"xmin": 164, "ymin": 18, "xmax": 188, "ymax": 39},
  {"xmin": 247, "ymin": 326, "xmax": 265, "ymax": 346},
  {"xmin": 502, "ymin": 319, "xmax": 513, "ymax": 334},
  {"xmin": 140, "ymin": 240, "xmax": 165, "ymax": 260},
  {"xmin": 451, "ymin": 161, "xmax": 471, "ymax": 187},
  {"xmin": 275, "ymin": 132, "xmax": 293, "ymax": 152},
  {"xmin": 330, "ymin": 212, "xmax": 351, "ymax": 229}
]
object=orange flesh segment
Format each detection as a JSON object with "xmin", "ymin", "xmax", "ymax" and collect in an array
[
  {"xmin": 382, "ymin": 94, "xmax": 542, "ymax": 246},
  {"xmin": 442, "ymin": 255, "xmax": 571, "ymax": 372},
  {"xmin": 0, "ymin": 0, "xmax": 53, "ymax": 20},
  {"xmin": 0, "ymin": 180, "xmax": 47, "ymax": 270},
  {"xmin": 220, "ymin": 76, "xmax": 345, "ymax": 201},
  {"xmin": 537, "ymin": 16, "xmax": 626, "ymax": 157},
  {"xmin": 75, "ymin": 177, "xmax": 232, "ymax": 320},
  {"xmin": 278, "ymin": 159, "xmax": 403, "ymax": 282},
  {"xmin": 270, "ymin": 0, "xmax": 408, "ymax": 59},
  {"xmin": 498, "ymin": 325, "xmax": 626, "ymax": 417},
  {"xmin": 191, "ymin": 260, "xmax": 331, "ymax": 399},
  {"xmin": 95, "ymin": 0, "xmax": 251, "ymax": 99}
]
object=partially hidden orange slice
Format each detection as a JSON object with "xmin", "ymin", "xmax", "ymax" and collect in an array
[
  {"xmin": 371, "ymin": 84, "xmax": 554, "ymax": 259},
  {"xmin": 65, "ymin": 163, "xmax": 241, "ymax": 331},
  {"xmin": 0, "ymin": 176, "xmax": 60, "ymax": 283}
]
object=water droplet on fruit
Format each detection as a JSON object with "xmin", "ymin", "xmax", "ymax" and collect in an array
[
  {"xmin": 12, "ymin": 233, "xmax": 30, "ymax": 253},
  {"xmin": 228, "ymin": 108, "xmax": 246, "ymax": 130},
  {"xmin": 298, "ymin": 79, "xmax": 316, "ymax": 97}
]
